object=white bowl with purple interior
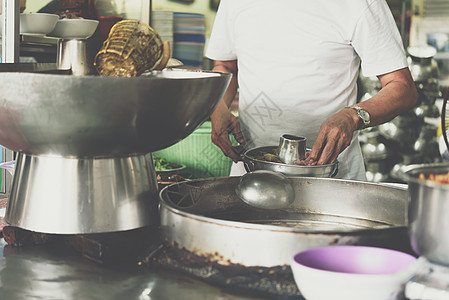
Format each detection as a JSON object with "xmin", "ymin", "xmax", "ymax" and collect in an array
[{"xmin": 290, "ymin": 245, "xmax": 421, "ymax": 300}]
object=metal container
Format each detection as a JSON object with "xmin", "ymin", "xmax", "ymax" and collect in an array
[
  {"xmin": 159, "ymin": 176, "xmax": 408, "ymax": 267},
  {"xmin": 400, "ymin": 163, "xmax": 449, "ymax": 266},
  {"xmin": 407, "ymin": 45, "xmax": 440, "ymax": 97},
  {"xmin": 243, "ymin": 146, "xmax": 338, "ymax": 177},
  {"xmin": 0, "ymin": 68, "xmax": 231, "ymax": 234},
  {"xmin": 276, "ymin": 134, "xmax": 307, "ymax": 164},
  {"xmin": 57, "ymin": 39, "xmax": 93, "ymax": 76}
]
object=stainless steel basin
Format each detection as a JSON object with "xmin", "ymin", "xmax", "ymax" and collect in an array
[
  {"xmin": 0, "ymin": 68, "xmax": 231, "ymax": 234},
  {"xmin": 0, "ymin": 69, "xmax": 231, "ymax": 158}
]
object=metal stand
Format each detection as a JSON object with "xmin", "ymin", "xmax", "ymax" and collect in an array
[{"xmin": 5, "ymin": 153, "xmax": 160, "ymax": 234}]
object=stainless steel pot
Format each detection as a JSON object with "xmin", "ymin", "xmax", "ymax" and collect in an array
[
  {"xmin": 243, "ymin": 146, "xmax": 338, "ymax": 177},
  {"xmin": 400, "ymin": 163, "xmax": 449, "ymax": 266},
  {"xmin": 159, "ymin": 176, "xmax": 409, "ymax": 267}
]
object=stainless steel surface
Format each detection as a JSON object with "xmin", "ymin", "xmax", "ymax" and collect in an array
[
  {"xmin": 244, "ymin": 146, "xmax": 338, "ymax": 178},
  {"xmin": 57, "ymin": 39, "xmax": 93, "ymax": 76},
  {"xmin": 400, "ymin": 163, "xmax": 449, "ymax": 267},
  {"xmin": 0, "ymin": 239, "xmax": 260, "ymax": 300},
  {"xmin": 0, "ymin": 69, "xmax": 231, "ymax": 157},
  {"xmin": 1, "ymin": 0, "xmax": 20, "ymax": 63},
  {"xmin": 160, "ymin": 176, "xmax": 408, "ymax": 267},
  {"xmin": 277, "ymin": 134, "xmax": 307, "ymax": 164},
  {"xmin": 6, "ymin": 153, "xmax": 160, "ymax": 234},
  {"xmin": 235, "ymin": 170, "xmax": 295, "ymax": 209}
]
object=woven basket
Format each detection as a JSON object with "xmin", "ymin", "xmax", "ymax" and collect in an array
[{"xmin": 94, "ymin": 20, "xmax": 164, "ymax": 77}]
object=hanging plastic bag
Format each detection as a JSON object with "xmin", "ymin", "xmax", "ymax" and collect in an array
[{"xmin": 0, "ymin": 161, "xmax": 15, "ymax": 175}]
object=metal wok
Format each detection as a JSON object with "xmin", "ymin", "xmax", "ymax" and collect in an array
[
  {"xmin": 159, "ymin": 176, "xmax": 409, "ymax": 267},
  {"xmin": 0, "ymin": 69, "xmax": 231, "ymax": 158},
  {"xmin": 0, "ymin": 67, "xmax": 231, "ymax": 234}
]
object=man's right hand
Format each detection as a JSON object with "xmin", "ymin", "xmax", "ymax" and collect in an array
[
  {"xmin": 210, "ymin": 102, "xmax": 245, "ymax": 163},
  {"xmin": 209, "ymin": 59, "xmax": 243, "ymax": 162}
]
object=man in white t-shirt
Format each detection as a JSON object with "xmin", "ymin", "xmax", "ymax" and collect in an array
[{"xmin": 206, "ymin": 0, "xmax": 418, "ymax": 180}]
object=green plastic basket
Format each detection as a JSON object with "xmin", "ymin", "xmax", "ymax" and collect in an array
[{"xmin": 153, "ymin": 121, "xmax": 236, "ymax": 179}]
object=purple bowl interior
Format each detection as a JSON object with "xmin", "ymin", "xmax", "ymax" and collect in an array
[{"xmin": 293, "ymin": 246, "xmax": 416, "ymax": 275}]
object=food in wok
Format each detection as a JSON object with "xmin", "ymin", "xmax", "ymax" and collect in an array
[{"xmin": 255, "ymin": 148, "xmax": 314, "ymax": 166}]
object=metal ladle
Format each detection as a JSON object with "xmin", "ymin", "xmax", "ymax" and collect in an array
[{"xmin": 235, "ymin": 170, "xmax": 295, "ymax": 209}]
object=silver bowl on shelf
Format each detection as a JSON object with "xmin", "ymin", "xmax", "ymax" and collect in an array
[{"xmin": 243, "ymin": 146, "xmax": 339, "ymax": 178}]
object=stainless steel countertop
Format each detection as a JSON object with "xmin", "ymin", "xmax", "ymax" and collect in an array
[{"xmin": 0, "ymin": 238, "xmax": 263, "ymax": 300}]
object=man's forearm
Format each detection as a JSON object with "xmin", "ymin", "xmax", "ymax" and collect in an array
[
  {"xmin": 212, "ymin": 60, "xmax": 238, "ymax": 108},
  {"xmin": 351, "ymin": 67, "xmax": 418, "ymax": 128}
]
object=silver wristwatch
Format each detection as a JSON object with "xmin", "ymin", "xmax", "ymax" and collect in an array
[{"xmin": 346, "ymin": 105, "xmax": 370, "ymax": 129}]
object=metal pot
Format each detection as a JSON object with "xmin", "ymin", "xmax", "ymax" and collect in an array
[
  {"xmin": 400, "ymin": 163, "xmax": 449, "ymax": 266},
  {"xmin": 407, "ymin": 45, "xmax": 440, "ymax": 97},
  {"xmin": 243, "ymin": 146, "xmax": 338, "ymax": 178},
  {"xmin": 159, "ymin": 176, "xmax": 409, "ymax": 267}
]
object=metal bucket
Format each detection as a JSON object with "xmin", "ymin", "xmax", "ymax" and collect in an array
[{"xmin": 159, "ymin": 176, "xmax": 409, "ymax": 267}]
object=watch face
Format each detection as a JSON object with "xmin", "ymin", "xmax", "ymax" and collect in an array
[
  {"xmin": 360, "ymin": 110, "xmax": 369, "ymax": 119},
  {"xmin": 358, "ymin": 109, "xmax": 370, "ymax": 123}
]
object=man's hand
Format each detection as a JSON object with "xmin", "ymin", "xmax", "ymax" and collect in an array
[
  {"xmin": 210, "ymin": 103, "xmax": 245, "ymax": 162},
  {"xmin": 309, "ymin": 67, "xmax": 418, "ymax": 165},
  {"xmin": 210, "ymin": 59, "xmax": 244, "ymax": 162},
  {"xmin": 308, "ymin": 108, "xmax": 359, "ymax": 165}
]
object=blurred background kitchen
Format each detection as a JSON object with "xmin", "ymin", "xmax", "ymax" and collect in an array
[{"xmin": 1, "ymin": 0, "xmax": 449, "ymax": 197}]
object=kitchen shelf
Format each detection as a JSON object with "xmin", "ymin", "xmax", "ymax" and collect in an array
[{"xmin": 0, "ymin": 35, "xmax": 58, "ymax": 62}]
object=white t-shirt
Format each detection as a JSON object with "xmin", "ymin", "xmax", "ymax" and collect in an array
[{"xmin": 206, "ymin": 0, "xmax": 408, "ymax": 180}]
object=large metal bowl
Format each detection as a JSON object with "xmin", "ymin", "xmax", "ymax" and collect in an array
[
  {"xmin": 159, "ymin": 176, "xmax": 409, "ymax": 267},
  {"xmin": 0, "ymin": 68, "xmax": 231, "ymax": 158},
  {"xmin": 400, "ymin": 163, "xmax": 449, "ymax": 266},
  {"xmin": 243, "ymin": 146, "xmax": 338, "ymax": 177}
]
